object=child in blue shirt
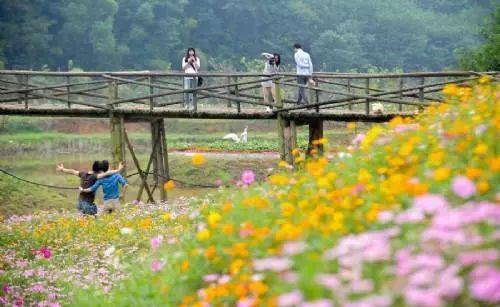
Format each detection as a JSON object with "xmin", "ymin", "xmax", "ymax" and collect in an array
[{"xmin": 80, "ymin": 160, "xmax": 127, "ymax": 214}]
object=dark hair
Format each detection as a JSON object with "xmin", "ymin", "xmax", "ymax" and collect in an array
[
  {"xmin": 92, "ymin": 161, "xmax": 100, "ymax": 173},
  {"xmin": 184, "ymin": 48, "xmax": 197, "ymax": 62},
  {"xmin": 273, "ymin": 53, "xmax": 281, "ymax": 66},
  {"xmin": 293, "ymin": 43, "xmax": 302, "ymax": 49},
  {"xmin": 100, "ymin": 160, "xmax": 110, "ymax": 172}
]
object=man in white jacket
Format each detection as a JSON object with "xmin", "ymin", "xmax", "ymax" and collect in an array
[{"xmin": 293, "ymin": 43, "xmax": 313, "ymax": 105}]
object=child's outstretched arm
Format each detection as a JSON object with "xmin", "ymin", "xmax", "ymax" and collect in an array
[
  {"xmin": 97, "ymin": 161, "xmax": 125, "ymax": 179},
  {"xmin": 80, "ymin": 180, "xmax": 101, "ymax": 193},
  {"xmin": 56, "ymin": 164, "xmax": 79, "ymax": 176}
]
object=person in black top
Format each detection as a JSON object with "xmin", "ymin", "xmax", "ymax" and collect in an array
[{"xmin": 56, "ymin": 161, "xmax": 123, "ymax": 215}]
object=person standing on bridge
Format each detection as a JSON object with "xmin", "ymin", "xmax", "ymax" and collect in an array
[
  {"xmin": 56, "ymin": 161, "xmax": 123, "ymax": 216},
  {"xmin": 182, "ymin": 47, "xmax": 201, "ymax": 111},
  {"xmin": 261, "ymin": 52, "xmax": 281, "ymax": 112},
  {"xmin": 293, "ymin": 43, "xmax": 314, "ymax": 105},
  {"xmin": 80, "ymin": 160, "xmax": 128, "ymax": 215}
]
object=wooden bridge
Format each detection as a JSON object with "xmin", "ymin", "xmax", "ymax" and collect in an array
[{"xmin": 0, "ymin": 70, "xmax": 491, "ymax": 202}]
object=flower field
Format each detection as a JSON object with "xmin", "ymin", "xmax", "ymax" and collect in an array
[{"xmin": 1, "ymin": 77, "xmax": 499, "ymax": 306}]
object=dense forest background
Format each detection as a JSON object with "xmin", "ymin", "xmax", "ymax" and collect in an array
[{"xmin": 0, "ymin": 0, "xmax": 496, "ymax": 72}]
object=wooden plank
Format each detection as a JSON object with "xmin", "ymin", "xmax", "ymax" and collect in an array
[{"xmin": 365, "ymin": 78, "xmax": 370, "ymax": 115}]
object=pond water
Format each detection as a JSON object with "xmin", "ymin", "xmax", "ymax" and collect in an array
[{"xmin": 0, "ymin": 150, "xmax": 279, "ymax": 211}]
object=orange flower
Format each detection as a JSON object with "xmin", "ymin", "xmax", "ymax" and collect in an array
[
  {"xmin": 192, "ymin": 153, "xmax": 206, "ymax": 166},
  {"xmin": 163, "ymin": 180, "xmax": 175, "ymax": 190}
]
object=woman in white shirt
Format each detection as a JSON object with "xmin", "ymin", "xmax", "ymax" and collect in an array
[
  {"xmin": 261, "ymin": 52, "xmax": 281, "ymax": 112},
  {"xmin": 182, "ymin": 48, "xmax": 200, "ymax": 111}
]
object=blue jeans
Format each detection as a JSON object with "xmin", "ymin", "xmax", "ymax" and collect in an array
[
  {"xmin": 77, "ymin": 200, "xmax": 97, "ymax": 215},
  {"xmin": 297, "ymin": 76, "xmax": 310, "ymax": 104}
]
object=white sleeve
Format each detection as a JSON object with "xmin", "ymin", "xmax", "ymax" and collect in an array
[
  {"xmin": 195, "ymin": 57, "xmax": 200, "ymax": 70},
  {"xmin": 308, "ymin": 55, "xmax": 313, "ymax": 75},
  {"xmin": 294, "ymin": 53, "xmax": 299, "ymax": 65},
  {"xmin": 181, "ymin": 57, "xmax": 189, "ymax": 70}
]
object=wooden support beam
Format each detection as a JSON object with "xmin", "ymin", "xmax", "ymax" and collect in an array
[
  {"xmin": 123, "ymin": 130, "xmax": 155, "ymax": 202},
  {"xmin": 307, "ymin": 119, "xmax": 324, "ymax": 156},
  {"xmin": 365, "ymin": 78, "xmax": 370, "ymax": 115},
  {"xmin": 137, "ymin": 140, "xmax": 158, "ymax": 202},
  {"xmin": 110, "ymin": 114, "xmax": 126, "ymax": 171},
  {"xmin": 150, "ymin": 119, "xmax": 169, "ymax": 202}
]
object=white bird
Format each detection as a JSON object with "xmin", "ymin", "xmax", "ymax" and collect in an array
[{"xmin": 223, "ymin": 126, "xmax": 248, "ymax": 143}]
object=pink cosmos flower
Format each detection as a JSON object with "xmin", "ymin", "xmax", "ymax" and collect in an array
[
  {"xmin": 241, "ymin": 170, "xmax": 256, "ymax": 185},
  {"xmin": 451, "ymin": 176, "xmax": 476, "ymax": 199},
  {"xmin": 352, "ymin": 133, "xmax": 365, "ymax": 145},
  {"xmin": 315, "ymin": 274, "xmax": 340, "ymax": 291},
  {"xmin": 413, "ymin": 194, "xmax": 449, "ymax": 214},
  {"xmin": 2, "ymin": 284, "xmax": 9, "ymax": 294},
  {"xmin": 203, "ymin": 274, "xmax": 219, "ymax": 283},
  {"xmin": 237, "ymin": 298, "xmax": 255, "ymax": 307},
  {"xmin": 277, "ymin": 290, "xmax": 303, "ymax": 306},
  {"xmin": 404, "ymin": 287, "xmax": 441, "ymax": 307},
  {"xmin": 37, "ymin": 247, "xmax": 52, "ymax": 259},
  {"xmin": 150, "ymin": 260, "xmax": 164, "ymax": 272},
  {"xmin": 300, "ymin": 299, "xmax": 334, "ymax": 307},
  {"xmin": 458, "ymin": 249, "xmax": 499, "ymax": 266},
  {"xmin": 469, "ymin": 265, "xmax": 500, "ymax": 303},
  {"xmin": 253, "ymin": 257, "xmax": 292, "ymax": 272},
  {"xmin": 150, "ymin": 235, "xmax": 164, "ymax": 250},
  {"xmin": 282, "ymin": 241, "xmax": 307, "ymax": 256},
  {"xmin": 394, "ymin": 124, "xmax": 419, "ymax": 134}
]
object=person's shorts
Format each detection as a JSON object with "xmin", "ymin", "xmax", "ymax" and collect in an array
[
  {"xmin": 77, "ymin": 200, "xmax": 97, "ymax": 216},
  {"xmin": 101, "ymin": 199, "xmax": 120, "ymax": 214},
  {"xmin": 261, "ymin": 80, "xmax": 275, "ymax": 88}
]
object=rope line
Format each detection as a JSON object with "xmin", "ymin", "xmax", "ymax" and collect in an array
[
  {"xmin": 0, "ymin": 168, "xmax": 78, "ymax": 190},
  {"xmin": 0, "ymin": 168, "xmax": 218, "ymax": 190}
]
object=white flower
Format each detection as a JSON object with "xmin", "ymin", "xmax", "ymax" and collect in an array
[
  {"xmin": 104, "ymin": 246, "xmax": 115, "ymax": 257},
  {"xmin": 120, "ymin": 227, "xmax": 134, "ymax": 235}
]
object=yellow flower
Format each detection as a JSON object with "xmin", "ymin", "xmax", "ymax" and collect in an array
[
  {"xmin": 196, "ymin": 229, "xmax": 211, "ymax": 241},
  {"xmin": 221, "ymin": 224, "xmax": 234, "ymax": 235},
  {"xmin": 269, "ymin": 174, "xmax": 289, "ymax": 185},
  {"xmin": 479, "ymin": 75, "xmax": 492, "ymax": 84},
  {"xmin": 357, "ymin": 168, "xmax": 372, "ymax": 184},
  {"xmin": 280, "ymin": 202, "xmax": 295, "ymax": 217},
  {"xmin": 161, "ymin": 213, "xmax": 171, "ymax": 221},
  {"xmin": 181, "ymin": 260, "xmax": 190, "ymax": 272},
  {"xmin": 222, "ymin": 202, "xmax": 233, "ymax": 213},
  {"xmin": 488, "ymin": 157, "xmax": 500, "ymax": 172},
  {"xmin": 442, "ymin": 84, "xmax": 460, "ymax": 96},
  {"xmin": 347, "ymin": 122, "xmax": 356, "ymax": 130},
  {"xmin": 163, "ymin": 180, "xmax": 175, "ymax": 191},
  {"xmin": 207, "ymin": 212, "xmax": 221, "ymax": 228},
  {"xmin": 434, "ymin": 167, "xmax": 451, "ymax": 181},
  {"xmin": 292, "ymin": 148, "xmax": 301, "ymax": 156},
  {"xmin": 465, "ymin": 168, "xmax": 482, "ymax": 179},
  {"xmin": 278, "ymin": 160, "xmax": 289, "ymax": 168},
  {"xmin": 477, "ymin": 180, "xmax": 490, "ymax": 193},
  {"xmin": 473, "ymin": 143, "xmax": 488, "ymax": 155},
  {"xmin": 249, "ymin": 281, "xmax": 268, "ymax": 296},
  {"xmin": 230, "ymin": 259, "xmax": 245, "ymax": 275},
  {"xmin": 192, "ymin": 153, "xmax": 206, "ymax": 166}
]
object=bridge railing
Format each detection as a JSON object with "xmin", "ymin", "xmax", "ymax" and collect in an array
[{"xmin": 0, "ymin": 70, "xmax": 496, "ymax": 116}]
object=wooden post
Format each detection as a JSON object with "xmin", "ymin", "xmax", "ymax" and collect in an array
[
  {"xmin": 314, "ymin": 80, "xmax": 320, "ymax": 113},
  {"xmin": 193, "ymin": 77, "xmax": 198, "ymax": 112},
  {"xmin": 226, "ymin": 76, "xmax": 232, "ymax": 108},
  {"xmin": 283, "ymin": 119, "xmax": 294, "ymax": 165},
  {"xmin": 365, "ymin": 78, "xmax": 370, "ymax": 114},
  {"xmin": 399, "ymin": 78, "xmax": 403, "ymax": 112},
  {"xmin": 347, "ymin": 79, "xmax": 352, "ymax": 111},
  {"xmin": 275, "ymin": 80, "xmax": 287, "ymax": 162},
  {"xmin": 16, "ymin": 75, "xmax": 23, "ymax": 105},
  {"xmin": 159, "ymin": 120, "xmax": 170, "ymax": 201},
  {"xmin": 290, "ymin": 120, "xmax": 297, "ymax": 152},
  {"xmin": 307, "ymin": 119, "xmax": 324, "ymax": 156},
  {"xmin": 110, "ymin": 115, "xmax": 126, "ymax": 172},
  {"xmin": 66, "ymin": 76, "xmax": 71, "ymax": 109},
  {"xmin": 149, "ymin": 76, "xmax": 154, "ymax": 112},
  {"xmin": 234, "ymin": 76, "xmax": 241, "ymax": 113},
  {"xmin": 150, "ymin": 121, "xmax": 159, "ymax": 188},
  {"xmin": 150, "ymin": 118, "xmax": 169, "ymax": 202},
  {"xmin": 109, "ymin": 80, "xmax": 125, "ymax": 172},
  {"xmin": 418, "ymin": 77, "xmax": 425, "ymax": 112},
  {"xmin": 24, "ymin": 75, "xmax": 29, "ymax": 109}
]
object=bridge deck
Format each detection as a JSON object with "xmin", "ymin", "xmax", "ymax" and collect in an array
[{"xmin": 0, "ymin": 104, "xmax": 413, "ymax": 122}]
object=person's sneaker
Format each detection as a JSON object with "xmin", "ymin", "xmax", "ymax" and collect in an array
[{"xmin": 265, "ymin": 107, "xmax": 272, "ymax": 112}]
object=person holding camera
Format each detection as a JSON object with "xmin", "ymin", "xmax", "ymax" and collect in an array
[
  {"xmin": 182, "ymin": 47, "xmax": 201, "ymax": 111},
  {"xmin": 261, "ymin": 52, "xmax": 281, "ymax": 112},
  {"xmin": 293, "ymin": 43, "xmax": 314, "ymax": 105}
]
